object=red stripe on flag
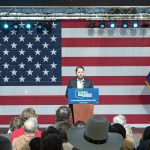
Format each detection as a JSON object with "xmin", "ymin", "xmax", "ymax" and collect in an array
[
  {"xmin": 0, "ymin": 96, "xmax": 67, "ymax": 105},
  {"xmin": 62, "ymin": 19, "xmax": 89, "ymax": 28},
  {"xmin": 0, "ymin": 114, "xmax": 149, "ymax": 124},
  {"xmin": 100, "ymin": 95, "xmax": 150, "ymax": 105},
  {"xmin": 62, "ymin": 76, "xmax": 146, "ymax": 85},
  {"xmin": 0, "ymin": 95, "xmax": 149, "ymax": 105},
  {"xmin": 0, "ymin": 115, "xmax": 56, "ymax": 124},
  {"xmin": 62, "ymin": 57, "xmax": 150, "ymax": 66},
  {"xmin": 62, "ymin": 38, "xmax": 150, "ymax": 47}
]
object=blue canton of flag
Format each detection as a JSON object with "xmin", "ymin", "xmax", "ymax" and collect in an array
[{"xmin": 0, "ymin": 21, "xmax": 61, "ymax": 86}]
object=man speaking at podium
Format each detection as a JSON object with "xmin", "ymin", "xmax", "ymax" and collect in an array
[{"xmin": 66, "ymin": 66, "xmax": 94, "ymax": 123}]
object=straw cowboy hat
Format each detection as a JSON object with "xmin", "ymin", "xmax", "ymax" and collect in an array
[{"xmin": 67, "ymin": 115, "xmax": 123, "ymax": 150}]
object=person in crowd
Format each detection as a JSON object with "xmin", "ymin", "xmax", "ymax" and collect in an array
[
  {"xmin": 136, "ymin": 126, "xmax": 150, "ymax": 150},
  {"xmin": 20, "ymin": 107, "xmax": 38, "ymax": 124},
  {"xmin": 112, "ymin": 114, "xmax": 134, "ymax": 138},
  {"xmin": 74, "ymin": 120, "xmax": 86, "ymax": 128},
  {"xmin": 56, "ymin": 121, "xmax": 74, "ymax": 150},
  {"xmin": 136, "ymin": 139, "xmax": 150, "ymax": 150},
  {"xmin": 146, "ymin": 142, "xmax": 150, "ymax": 150},
  {"xmin": 65, "ymin": 66, "xmax": 93, "ymax": 123},
  {"xmin": 56, "ymin": 106, "xmax": 72, "ymax": 123},
  {"xmin": 0, "ymin": 135, "xmax": 12, "ymax": 150},
  {"xmin": 10, "ymin": 108, "xmax": 41, "ymax": 142},
  {"xmin": 29, "ymin": 137, "xmax": 41, "ymax": 150},
  {"xmin": 12, "ymin": 118, "xmax": 38, "ymax": 150},
  {"xmin": 67, "ymin": 115, "xmax": 123, "ymax": 150},
  {"xmin": 109, "ymin": 123, "xmax": 135, "ymax": 150},
  {"xmin": 109, "ymin": 123, "xmax": 126, "ymax": 139},
  {"xmin": 42, "ymin": 126, "xmax": 60, "ymax": 139},
  {"xmin": 41, "ymin": 134, "xmax": 63, "ymax": 150},
  {"xmin": 8, "ymin": 117, "xmax": 23, "ymax": 135},
  {"xmin": 142, "ymin": 126, "xmax": 150, "ymax": 141}
]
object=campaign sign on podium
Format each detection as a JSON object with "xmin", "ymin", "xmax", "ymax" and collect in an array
[{"xmin": 68, "ymin": 88, "xmax": 99, "ymax": 104}]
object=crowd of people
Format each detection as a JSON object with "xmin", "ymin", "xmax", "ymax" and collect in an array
[{"xmin": 0, "ymin": 106, "xmax": 149, "ymax": 150}]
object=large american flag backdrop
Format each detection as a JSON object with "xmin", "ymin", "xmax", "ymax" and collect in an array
[{"xmin": 0, "ymin": 20, "xmax": 150, "ymax": 131}]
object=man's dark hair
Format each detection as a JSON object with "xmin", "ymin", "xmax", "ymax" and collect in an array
[
  {"xmin": 41, "ymin": 134, "xmax": 63, "ymax": 150},
  {"xmin": 56, "ymin": 106, "xmax": 71, "ymax": 122},
  {"xmin": 42, "ymin": 126, "xmax": 60, "ymax": 139},
  {"xmin": 75, "ymin": 66, "xmax": 84, "ymax": 72},
  {"xmin": 56, "ymin": 121, "xmax": 73, "ymax": 142},
  {"xmin": 143, "ymin": 126, "xmax": 150, "ymax": 141},
  {"xmin": 146, "ymin": 143, "xmax": 150, "ymax": 150},
  {"xmin": 0, "ymin": 135, "xmax": 12, "ymax": 150},
  {"xmin": 109, "ymin": 123, "xmax": 126, "ymax": 139},
  {"xmin": 29, "ymin": 137, "xmax": 41, "ymax": 150}
]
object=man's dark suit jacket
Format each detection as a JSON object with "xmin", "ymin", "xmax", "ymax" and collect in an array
[{"xmin": 65, "ymin": 77, "xmax": 93, "ymax": 97}]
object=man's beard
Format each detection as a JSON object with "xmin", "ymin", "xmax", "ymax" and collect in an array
[{"xmin": 77, "ymin": 76, "xmax": 84, "ymax": 80}]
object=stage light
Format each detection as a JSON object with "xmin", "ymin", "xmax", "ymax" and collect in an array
[
  {"xmin": 133, "ymin": 21, "xmax": 138, "ymax": 28},
  {"xmin": 88, "ymin": 22, "xmax": 96, "ymax": 28},
  {"xmin": 37, "ymin": 23, "xmax": 43, "ymax": 29},
  {"xmin": 25, "ymin": 23, "xmax": 32, "ymax": 29},
  {"xmin": 2, "ymin": 23, "xmax": 10, "ymax": 33},
  {"xmin": 109, "ymin": 21, "xmax": 116, "ymax": 28},
  {"xmin": 99, "ymin": 22, "xmax": 105, "ymax": 29},
  {"xmin": 3, "ymin": 23, "xmax": 9, "ymax": 29},
  {"xmin": 36, "ymin": 23, "xmax": 43, "ymax": 33},
  {"xmin": 122, "ymin": 22, "xmax": 128, "ymax": 28},
  {"xmin": 13, "ymin": 23, "xmax": 19, "ymax": 30}
]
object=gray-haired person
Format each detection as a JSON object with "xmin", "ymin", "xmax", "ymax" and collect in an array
[{"xmin": 12, "ymin": 118, "xmax": 38, "ymax": 150}]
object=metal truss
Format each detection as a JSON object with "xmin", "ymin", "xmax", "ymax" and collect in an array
[{"xmin": 0, "ymin": 7, "xmax": 150, "ymax": 20}]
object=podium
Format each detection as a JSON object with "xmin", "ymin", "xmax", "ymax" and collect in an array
[
  {"xmin": 73, "ymin": 104, "xmax": 94, "ymax": 123},
  {"xmin": 68, "ymin": 88, "xmax": 99, "ymax": 123}
]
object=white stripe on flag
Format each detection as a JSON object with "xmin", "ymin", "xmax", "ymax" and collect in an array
[
  {"xmin": 0, "ymin": 105, "xmax": 149, "ymax": 115},
  {"xmin": 94, "ymin": 105, "xmax": 150, "ymax": 114},
  {"xmin": 62, "ymin": 28, "xmax": 150, "ymax": 38},
  {"xmin": 0, "ymin": 105, "xmax": 62, "ymax": 115},
  {"xmin": 0, "ymin": 86, "xmax": 149, "ymax": 95},
  {"xmin": 0, "ymin": 124, "xmax": 148, "ymax": 128},
  {"xmin": 62, "ymin": 66, "xmax": 150, "ymax": 76},
  {"xmin": 62, "ymin": 47, "xmax": 150, "ymax": 57}
]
